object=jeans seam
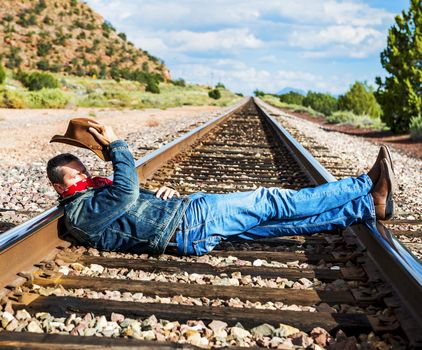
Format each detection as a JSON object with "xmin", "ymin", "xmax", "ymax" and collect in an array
[
  {"xmin": 107, "ymin": 228, "xmax": 148, "ymax": 243},
  {"xmin": 184, "ymin": 208, "xmax": 252, "ymax": 231},
  {"xmin": 279, "ymin": 216, "xmax": 349, "ymax": 229}
]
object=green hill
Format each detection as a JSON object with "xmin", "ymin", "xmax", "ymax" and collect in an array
[{"xmin": 0, "ymin": 0, "xmax": 169, "ymax": 81}]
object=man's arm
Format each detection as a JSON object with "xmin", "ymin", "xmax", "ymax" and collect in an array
[
  {"xmin": 66, "ymin": 123, "xmax": 139, "ymax": 233},
  {"xmin": 89, "ymin": 122, "xmax": 180, "ymax": 200}
]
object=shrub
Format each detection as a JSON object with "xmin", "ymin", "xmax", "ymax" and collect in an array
[
  {"xmin": 102, "ymin": 21, "xmax": 115, "ymax": 32},
  {"xmin": 0, "ymin": 89, "xmax": 26, "ymax": 108},
  {"xmin": 36, "ymin": 59, "xmax": 49, "ymax": 70},
  {"xmin": 43, "ymin": 15, "xmax": 53, "ymax": 25},
  {"xmin": 17, "ymin": 71, "xmax": 59, "ymax": 91},
  {"xmin": 17, "ymin": 11, "xmax": 37, "ymax": 27},
  {"xmin": 34, "ymin": 0, "xmax": 47, "ymax": 14},
  {"xmin": 208, "ymin": 88, "xmax": 221, "ymax": 99},
  {"xmin": 279, "ymin": 91, "xmax": 304, "ymax": 105},
  {"xmin": 26, "ymin": 88, "xmax": 69, "ymax": 108},
  {"xmin": 171, "ymin": 78, "xmax": 186, "ymax": 87},
  {"xmin": 292, "ymin": 105, "xmax": 324, "ymax": 117},
  {"xmin": 254, "ymin": 89, "xmax": 265, "ymax": 97},
  {"xmin": 303, "ymin": 91, "xmax": 338, "ymax": 116},
  {"xmin": 410, "ymin": 115, "xmax": 422, "ymax": 140},
  {"xmin": 0, "ymin": 63, "xmax": 6, "ymax": 84},
  {"xmin": 326, "ymin": 111, "xmax": 357, "ymax": 124},
  {"xmin": 77, "ymin": 32, "xmax": 86, "ymax": 40},
  {"xmin": 49, "ymin": 63, "xmax": 62, "ymax": 73},
  {"xmin": 215, "ymin": 82, "xmax": 225, "ymax": 89},
  {"xmin": 327, "ymin": 111, "xmax": 386, "ymax": 129},
  {"xmin": 77, "ymin": 92, "xmax": 107, "ymax": 107},
  {"xmin": 6, "ymin": 47, "xmax": 22, "ymax": 68},
  {"xmin": 37, "ymin": 41, "xmax": 52, "ymax": 57},
  {"xmin": 146, "ymin": 81, "xmax": 160, "ymax": 94}
]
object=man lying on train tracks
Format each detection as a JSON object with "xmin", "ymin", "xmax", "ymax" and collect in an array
[{"xmin": 46, "ymin": 121, "xmax": 395, "ymax": 256}]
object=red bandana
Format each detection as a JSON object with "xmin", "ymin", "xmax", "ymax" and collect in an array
[{"xmin": 61, "ymin": 176, "xmax": 113, "ymax": 198}]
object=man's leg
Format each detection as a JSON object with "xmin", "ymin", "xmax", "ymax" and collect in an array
[
  {"xmin": 237, "ymin": 193, "xmax": 375, "ymax": 240},
  {"xmin": 249, "ymin": 174, "xmax": 373, "ymax": 220},
  {"xmin": 176, "ymin": 174, "xmax": 374, "ymax": 255}
]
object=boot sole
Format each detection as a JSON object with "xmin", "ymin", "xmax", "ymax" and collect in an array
[
  {"xmin": 383, "ymin": 159, "xmax": 395, "ymax": 220},
  {"xmin": 381, "ymin": 144, "xmax": 394, "ymax": 174}
]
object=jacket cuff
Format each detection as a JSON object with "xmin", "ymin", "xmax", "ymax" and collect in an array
[{"xmin": 109, "ymin": 140, "xmax": 128, "ymax": 150}]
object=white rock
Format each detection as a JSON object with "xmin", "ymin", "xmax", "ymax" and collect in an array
[
  {"xmin": 27, "ymin": 320, "xmax": 44, "ymax": 333},
  {"xmin": 253, "ymin": 259, "xmax": 263, "ymax": 266},
  {"xmin": 90, "ymin": 264, "xmax": 104, "ymax": 274},
  {"xmin": 58, "ymin": 265, "xmax": 70, "ymax": 275}
]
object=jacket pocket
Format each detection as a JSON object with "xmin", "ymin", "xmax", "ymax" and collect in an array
[{"xmin": 192, "ymin": 235, "xmax": 222, "ymax": 256}]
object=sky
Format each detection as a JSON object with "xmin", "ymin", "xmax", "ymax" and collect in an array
[{"xmin": 85, "ymin": 0, "xmax": 410, "ymax": 96}]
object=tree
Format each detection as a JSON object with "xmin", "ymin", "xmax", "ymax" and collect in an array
[
  {"xmin": 171, "ymin": 78, "xmax": 186, "ymax": 87},
  {"xmin": 146, "ymin": 80, "xmax": 160, "ymax": 94},
  {"xmin": 375, "ymin": 0, "xmax": 421, "ymax": 132},
  {"xmin": 16, "ymin": 71, "xmax": 59, "ymax": 91},
  {"xmin": 208, "ymin": 88, "xmax": 221, "ymax": 99},
  {"xmin": 253, "ymin": 89, "xmax": 265, "ymax": 97},
  {"xmin": 338, "ymin": 81, "xmax": 382, "ymax": 118},
  {"xmin": 303, "ymin": 91, "xmax": 338, "ymax": 116},
  {"xmin": 279, "ymin": 91, "xmax": 304, "ymax": 105}
]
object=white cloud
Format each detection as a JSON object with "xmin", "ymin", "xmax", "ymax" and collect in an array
[
  {"xmin": 88, "ymin": 0, "xmax": 393, "ymax": 28},
  {"xmin": 133, "ymin": 34, "xmax": 168, "ymax": 55},
  {"xmin": 166, "ymin": 28, "xmax": 262, "ymax": 52},
  {"xmin": 289, "ymin": 25, "xmax": 385, "ymax": 58},
  {"xmin": 266, "ymin": 0, "xmax": 392, "ymax": 26},
  {"xmin": 290, "ymin": 26, "xmax": 380, "ymax": 48},
  {"xmin": 171, "ymin": 61, "xmax": 347, "ymax": 95},
  {"xmin": 86, "ymin": 0, "xmax": 396, "ymax": 94}
]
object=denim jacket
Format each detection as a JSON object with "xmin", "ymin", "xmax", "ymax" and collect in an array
[{"xmin": 60, "ymin": 140, "xmax": 190, "ymax": 254}]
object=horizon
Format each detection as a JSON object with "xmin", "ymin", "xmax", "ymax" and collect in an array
[{"xmin": 86, "ymin": 1, "xmax": 408, "ymax": 96}]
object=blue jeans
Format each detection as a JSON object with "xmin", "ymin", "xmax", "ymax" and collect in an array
[{"xmin": 174, "ymin": 174, "xmax": 376, "ymax": 256}]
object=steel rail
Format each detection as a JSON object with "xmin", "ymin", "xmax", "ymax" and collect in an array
[
  {"xmin": 254, "ymin": 97, "xmax": 422, "ymax": 327},
  {"xmin": 0, "ymin": 98, "xmax": 247, "ymax": 289}
]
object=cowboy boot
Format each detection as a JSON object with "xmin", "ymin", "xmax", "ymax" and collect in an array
[
  {"xmin": 371, "ymin": 158, "xmax": 395, "ymax": 220},
  {"xmin": 367, "ymin": 145, "xmax": 394, "ymax": 184}
]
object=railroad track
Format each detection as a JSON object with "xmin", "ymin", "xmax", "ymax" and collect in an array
[
  {"xmin": 0, "ymin": 98, "xmax": 421, "ymax": 349},
  {"xmin": 257, "ymin": 100, "xmax": 422, "ymax": 263}
]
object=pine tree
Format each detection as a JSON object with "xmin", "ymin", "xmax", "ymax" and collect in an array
[
  {"xmin": 338, "ymin": 82, "xmax": 382, "ymax": 118},
  {"xmin": 375, "ymin": 0, "xmax": 421, "ymax": 132}
]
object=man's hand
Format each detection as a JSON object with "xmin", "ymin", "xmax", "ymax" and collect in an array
[
  {"xmin": 88, "ymin": 121, "xmax": 119, "ymax": 146},
  {"xmin": 154, "ymin": 186, "xmax": 180, "ymax": 200}
]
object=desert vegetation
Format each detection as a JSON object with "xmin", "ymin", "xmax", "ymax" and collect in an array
[
  {"xmin": 0, "ymin": 0, "xmax": 168, "ymax": 81},
  {"xmin": 259, "ymin": 81, "xmax": 387, "ymax": 131},
  {"xmin": 0, "ymin": 65, "xmax": 240, "ymax": 109}
]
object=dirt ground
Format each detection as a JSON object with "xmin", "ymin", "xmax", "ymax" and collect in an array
[
  {"xmin": 0, "ymin": 106, "xmax": 221, "ymax": 168},
  {"xmin": 279, "ymin": 109, "xmax": 422, "ymax": 160}
]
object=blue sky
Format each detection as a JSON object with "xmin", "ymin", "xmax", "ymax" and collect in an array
[{"xmin": 86, "ymin": 0, "xmax": 409, "ymax": 95}]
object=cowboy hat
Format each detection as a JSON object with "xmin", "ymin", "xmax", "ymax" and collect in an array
[{"xmin": 50, "ymin": 118, "xmax": 111, "ymax": 161}]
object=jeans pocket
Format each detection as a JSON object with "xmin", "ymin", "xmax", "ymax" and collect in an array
[{"xmin": 192, "ymin": 235, "xmax": 222, "ymax": 256}]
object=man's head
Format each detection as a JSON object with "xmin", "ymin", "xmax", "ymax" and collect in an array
[{"xmin": 47, "ymin": 153, "xmax": 90, "ymax": 195}]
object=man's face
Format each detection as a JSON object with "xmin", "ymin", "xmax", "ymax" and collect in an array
[{"xmin": 53, "ymin": 160, "xmax": 90, "ymax": 194}]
